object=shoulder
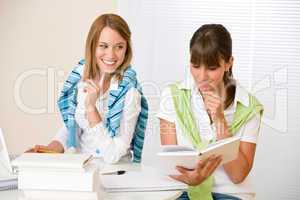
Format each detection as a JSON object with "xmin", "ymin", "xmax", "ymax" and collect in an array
[
  {"xmin": 123, "ymin": 88, "xmax": 142, "ymax": 114},
  {"xmin": 234, "ymin": 83, "xmax": 251, "ymax": 106},
  {"xmin": 71, "ymin": 59, "xmax": 85, "ymax": 76},
  {"xmin": 160, "ymin": 82, "xmax": 182, "ymax": 105},
  {"xmin": 234, "ymin": 83, "xmax": 261, "ymax": 108},
  {"xmin": 126, "ymin": 87, "xmax": 141, "ymax": 99},
  {"xmin": 124, "ymin": 87, "xmax": 142, "ymax": 107},
  {"xmin": 161, "ymin": 85, "xmax": 173, "ymax": 99},
  {"xmin": 235, "ymin": 83, "xmax": 263, "ymax": 112},
  {"xmin": 156, "ymin": 83, "xmax": 181, "ymax": 122},
  {"xmin": 231, "ymin": 83, "xmax": 263, "ymax": 128}
]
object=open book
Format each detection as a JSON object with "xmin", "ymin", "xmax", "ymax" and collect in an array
[{"xmin": 157, "ymin": 137, "xmax": 240, "ymax": 175}]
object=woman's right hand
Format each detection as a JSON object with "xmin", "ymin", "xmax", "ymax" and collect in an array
[
  {"xmin": 25, "ymin": 141, "xmax": 64, "ymax": 153},
  {"xmin": 84, "ymin": 79, "xmax": 101, "ymax": 111},
  {"xmin": 169, "ymin": 155, "xmax": 222, "ymax": 186}
]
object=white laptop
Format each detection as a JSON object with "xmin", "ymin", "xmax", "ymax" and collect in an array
[{"xmin": 0, "ymin": 128, "xmax": 17, "ymax": 181}]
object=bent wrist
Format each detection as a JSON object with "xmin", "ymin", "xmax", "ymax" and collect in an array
[{"xmin": 212, "ymin": 114, "xmax": 225, "ymax": 125}]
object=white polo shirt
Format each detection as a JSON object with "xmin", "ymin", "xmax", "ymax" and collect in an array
[{"xmin": 157, "ymin": 76, "xmax": 262, "ymax": 200}]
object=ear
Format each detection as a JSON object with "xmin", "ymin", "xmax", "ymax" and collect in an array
[{"xmin": 225, "ymin": 56, "xmax": 234, "ymax": 71}]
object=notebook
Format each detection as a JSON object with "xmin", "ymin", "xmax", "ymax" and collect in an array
[
  {"xmin": 0, "ymin": 128, "xmax": 18, "ymax": 190},
  {"xmin": 100, "ymin": 165, "xmax": 187, "ymax": 192}
]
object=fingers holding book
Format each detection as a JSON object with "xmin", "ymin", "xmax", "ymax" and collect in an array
[{"xmin": 169, "ymin": 155, "xmax": 222, "ymax": 186}]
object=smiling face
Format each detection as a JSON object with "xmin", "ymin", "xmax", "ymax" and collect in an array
[{"xmin": 95, "ymin": 26, "xmax": 127, "ymax": 74}]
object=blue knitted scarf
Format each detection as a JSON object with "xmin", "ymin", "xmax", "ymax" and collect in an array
[{"xmin": 57, "ymin": 59, "xmax": 148, "ymax": 162}]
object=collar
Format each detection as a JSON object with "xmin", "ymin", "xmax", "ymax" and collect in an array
[
  {"xmin": 224, "ymin": 82, "xmax": 250, "ymax": 115},
  {"xmin": 234, "ymin": 82, "xmax": 250, "ymax": 107},
  {"xmin": 110, "ymin": 76, "xmax": 119, "ymax": 90},
  {"xmin": 98, "ymin": 75, "xmax": 119, "ymax": 100},
  {"xmin": 177, "ymin": 75, "xmax": 250, "ymax": 115}
]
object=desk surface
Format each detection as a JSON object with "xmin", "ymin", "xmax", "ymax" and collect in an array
[
  {"xmin": 0, "ymin": 158, "xmax": 183, "ymax": 200},
  {"xmin": 0, "ymin": 190, "xmax": 182, "ymax": 200}
]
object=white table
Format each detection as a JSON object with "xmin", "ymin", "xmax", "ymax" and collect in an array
[
  {"xmin": 0, "ymin": 159, "xmax": 183, "ymax": 200},
  {"xmin": 0, "ymin": 190, "xmax": 182, "ymax": 200}
]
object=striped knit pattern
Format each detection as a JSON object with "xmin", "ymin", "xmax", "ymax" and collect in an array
[
  {"xmin": 105, "ymin": 66, "xmax": 149, "ymax": 163},
  {"xmin": 57, "ymin": 59, "xmax": 148, "ymax": 163},
  {"xmin": 58, "ymin": 59, "xmax": 84, "ymax": 148}
]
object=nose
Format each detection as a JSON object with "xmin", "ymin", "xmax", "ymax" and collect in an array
[
  {"xmin": 106, "ymin": 46, "xmax": 116, "ymax": 59},
  {"xmin": 197, "ymin": 67, "xmax": 208, "ymax": 82}
]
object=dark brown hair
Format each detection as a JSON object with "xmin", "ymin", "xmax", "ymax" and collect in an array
[
  {"xmin": 83, "ymin": 13, "xmax": 132, "ymax": 81},
  {"xmin": 190, "ymin": 24, "xmax": 236, "ymax": 108}
]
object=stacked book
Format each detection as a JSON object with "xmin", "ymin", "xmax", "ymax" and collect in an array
[
  {"xmin": 0, "ymin": 155, "xmax": 18, "ymax": 191},
  {"xmin": 0, "ymin": 176, "xmax": 18, "ymax": 191},
  {"xmin": 12, "ymin": 153, "xmax": 101, "ymax": 200}
]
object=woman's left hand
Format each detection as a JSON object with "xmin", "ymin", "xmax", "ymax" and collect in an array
[{"xmin": 169, "ymin": 155, "xmax": 222, "ymax": 186}]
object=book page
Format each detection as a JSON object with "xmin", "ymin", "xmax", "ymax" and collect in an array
[{"xmin": 156, "ymin": 137, "xmax": 241, "ymax": 175}]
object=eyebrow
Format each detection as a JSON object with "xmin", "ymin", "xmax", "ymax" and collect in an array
[
  {"xmin": 115, "ymin": 42, "xmax": 126, "ymax": 45},
  {"xmin": 98, "ymin": 42, "xmax": 126, "ymax": 45}
]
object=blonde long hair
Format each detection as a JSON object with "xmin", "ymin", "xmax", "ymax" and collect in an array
[{"xmin": 83, "ymin": 14, "xmax": 132, "ymax": 81}]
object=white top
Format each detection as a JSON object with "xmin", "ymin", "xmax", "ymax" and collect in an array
[
  {"xmin": 54, "ymin": 77, "xmax": 141, "ymax": 164},
  {"xmin": 156, "ymin": 75, "xmax": 261, "ymax": 200}
]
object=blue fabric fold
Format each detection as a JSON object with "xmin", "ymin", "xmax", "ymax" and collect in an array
[{"xmin": 57, "ymin": 59, "xmax": 148, "ymax": 162}]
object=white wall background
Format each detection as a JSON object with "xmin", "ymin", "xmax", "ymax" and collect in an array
[
  {"xmin": 1, "ymin": 0, "xmax": 300, "ymax": 199},
  {"xmin": 117, "ymin": 0, "xmax": 300, "ymax": 199},
  {"xmin": 0, "ymin": 0, "xmax": 117, "ymax": 153}
]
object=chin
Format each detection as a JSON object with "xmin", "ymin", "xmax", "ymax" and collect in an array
[
  {"xmin": 99, "ymin": 65, "xmax": 119, "ymax": 74},
  {"xmin": 103, "ymin": 69, "xmax": 116, "ymax": 74}
]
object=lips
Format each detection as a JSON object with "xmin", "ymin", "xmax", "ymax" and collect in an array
[
  {"xmin": 198, "ymin": 83, "xmax": 211, "ymax": 91},
  {"xmin": 102, "ymin": 59, "xmax": 116, "ymax": 65}
]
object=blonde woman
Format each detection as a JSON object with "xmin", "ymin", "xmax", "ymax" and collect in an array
[{"xmin": 29, "ymin": 14, "xmax": 148, "ymax": 164}]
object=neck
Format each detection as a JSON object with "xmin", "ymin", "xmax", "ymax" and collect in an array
[
  {"xmin": 96, "ymin": 72, "xmax": 112, "ymax": 94},
  {"xmin": 100, "ymin": 72, "xmax": 112, "ymax": 82}
]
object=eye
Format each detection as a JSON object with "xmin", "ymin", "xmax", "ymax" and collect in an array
[
  {"xmin": 207, "ymin": 66, "xmax": 218, "ymax": 71},
  {"xmin": 116, "ymin": 45, "xmax": 124, "ymax": 50},
  {"xmin": 191, "ymin": 64, "xmax": 199, "ymax": 68},
  {"xmin": 99, "ymin": 44, "xmax": 108, "ymax": 49}
]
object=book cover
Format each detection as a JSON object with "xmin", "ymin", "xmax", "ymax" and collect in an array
[
  {"xmin": 12, "ymin": 153, "xmax": 93, "ymax": 170},
  {"xmin": 18, "ymin": 164, "xmax": 99, "ymax": 192}
]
